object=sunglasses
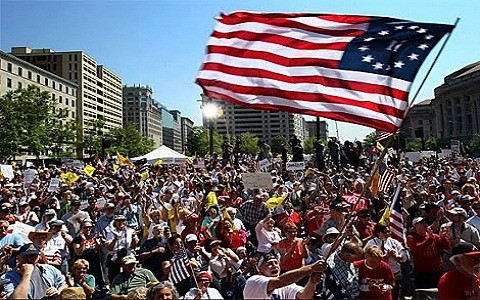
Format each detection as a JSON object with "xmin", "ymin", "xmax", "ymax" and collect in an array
[{"xmin": 287, "ymin": 230, "xmax": 297, "ymax": 234}]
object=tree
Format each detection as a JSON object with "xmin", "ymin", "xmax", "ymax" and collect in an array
[
  {"xmin": 239, "ymin": 132, "xmax": 259, "ymax": 155},
  {"xmin": 107, "ymin": 124, "xmax": 155, "ymax": 157},
  {"xmin": 363, "ymin": 130, "xmax": 380, "ymax": 147},
  {"xmin": 270, "ymin": 135, "xmax": 288, "ymax": 155},
  {"xmin": 468, "ymin": 134, "xmax": 480, "ymax": 155},
  {"xmin": 425, "ymin": 136, "xmax": 439, "ymax": 151},
  {"xmin": 0, "ymin": 85, "xmax": 76, "ymax": 160},
  {"xmin": 186, "ymin": 126, "xmax": 222, "ymax": 156},
  {"xmin": 406, "ymin": 138, "xmax": 422, "ymax": 152},
  {"xmin": 303, "ymin": 136, "xmax": 317, "ymax": 154}
]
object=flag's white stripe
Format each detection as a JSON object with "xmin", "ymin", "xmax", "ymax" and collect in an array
[
  {"xmin": 390, "ymin": 217, "xmax": 403, "ymax": 229},
  {"xmin": 198, "ymin": 70, "xmax": 408, "ymax": 110},
  {"xmin": 204, "ymin": 85, "xmax": 404, "ymax": 126},
  {"xmin": 202, "ymin": 54, "xmax": 412, "ymax": 91},
  {"xmin": 214, "ymin": 21, "xmax": 361, "ymax": 43},
  {"xmin": 290, "ymin": 16, "xmax": 369, "ymax": 31},
  {"xmin": 207, "ymin": 37, "xmax": 344, "ymax": 60}
]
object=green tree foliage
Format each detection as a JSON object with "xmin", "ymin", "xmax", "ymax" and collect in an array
[
  {"xmin": 406, "ymin": 138, "xmax": 422, "ymax": 151},
  {"xmin": 0, "ymin": 85, "xmax": 76, "ymax": 160},
  {"xmin": 303, "ymin": 136, "xmax": 317, "ymax": 154},
  {"xmin": 468, "ymin": 134, "xmax": 480, "ymax": 155},
  {"xmin": 363, "ymin": 130, "xmax": 380, "ymax": 147},
  {"xmin": 107, "ymin": 124, "xmax": 155, "ymax": 157},
  {"xmin": 270, "ymin": 135, "xmax": 288, "ymax": 155},
  {"xmin": 186, "ymin": 126, "xmax": 222, "ymax": 156},
  {"xmin": 425, "ymin": 136, "xmax": 439, "ymax": 151},
  {"xmin": 240, "ymin": 132, "xmax": 259, "ymax": 155}
]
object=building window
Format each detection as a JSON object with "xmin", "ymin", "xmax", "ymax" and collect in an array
[
  {"xmin": 18, "ymin": 67, "xmax": 23, "ymax": 76},
  {"xmin": 6, "ymin": 78, "xmax": 12, "ymax": 88},
  {"xmin": 71, "ymin": 111, "xmax": 75, "ymax": 118},
  {"xmin": 45, "ymin": 78, "xmax": 49, "ymax": 86},
  {"xmin": 7, "ymin": 63, "xmax": 12, "ymax": 72},
  {"xmin": 28, "ymin": 71, "xmax": 32, "ymax": 80},
  {"xmin": 72, "ymin": 100, "xmax": 75, "ymax": 107},
  {"xmin": 66, "ymin": 98, "xmax": 69, "ymax": 106},
  {"xmin": 59, "ymin": 83, "xmax": 62, "ymax": 91},
  {"xmin": 17, "ymin": 82, "xmax": 22, "ymax": 89},
  {"xmin": 37, "ymin": 75, "xmax": 41, "ymax": 83},
  {"xmin": 59, "ymin": 96, "xmax": 63, "ymax": 104}
]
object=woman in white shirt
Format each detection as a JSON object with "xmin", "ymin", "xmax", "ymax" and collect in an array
[
  {"xmin": 255, "ymin": 216, "xmax": 282, "ymax": 254},
  {"xmin": 182, "ymin": 271, "xmax": 224, "ymax": 299}
]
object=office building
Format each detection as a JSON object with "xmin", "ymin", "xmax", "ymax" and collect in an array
[
  {"xmin": 400, "ymin": 99, "xmax": 436, "ymax": 142},
  {"xmin": 181, "ymin": 116, "xmax": 194, "ymax": 153},
  {"xmin": 123, "ymin": 85, "xmax": 163, "ymax": 147},
  {"xmin": 305, "ymin": 119, "xmax": 329, "ymax": 141},
  {"xmin": 201, "ymin": 94, "xmax": 306, "ymax": 144},
  {"xmin": 433, "ymin": 61, "xmax": 480, "ymax": 142},
  {"xmin": 10, "ymin": 47, "xmax": 123, "ymax": 137}
]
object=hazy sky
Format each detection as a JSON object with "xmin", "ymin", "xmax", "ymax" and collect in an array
[{"xmin": 1, "ymin": 0, "xmax": 477, "ymax": 142}]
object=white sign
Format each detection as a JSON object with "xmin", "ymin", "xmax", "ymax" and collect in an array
[
  {"xmin": 242, "ymin": 172, "xmax": 273, "ymax": 189},
  {"xmin": 48, "ymin": 178, "xmax": 61, "ymax": 192},
  {"xmin": 405, "ymin": 152, "xmax": 422, "ymax": 163},
  {"xmin": 23, "ymin": 169, "xmax": 36, "ymax": 186},
  {"xmin": 10, "ymin": 222, "xmax": 35, "ymax": 243},
  {"xmin": 72, "ymin": 160, "xmax": 84, "ymax": 169},
  {"xmin": 0, "ymin": 165, "xmax": 14, "ymax": 180},
  {"xmin": 286, "ymin": 161, "xmax": 306, "ymax": 171},
  {"xmin": 193, "ymin": 159, "xmax": 205, "ymax": 169},
  {"xmin": 258, "ymin": 159, "xmax": 271, "ymax": 170},
  {"xmin": 162, "ymin": 157, "xmax": 175, "ymax": 165}
]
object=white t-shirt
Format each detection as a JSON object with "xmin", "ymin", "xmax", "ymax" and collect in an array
[
  {"xmin": 243, "ymin": 275, "xmax": 303, "ymax": 299},
  {"xmin": 182, "ymin": 287, "xmax": 223, "ymax": 299}
]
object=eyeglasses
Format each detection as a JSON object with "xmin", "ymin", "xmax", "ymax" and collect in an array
[
  {"xmin": 287, "ymin": 230, "xmax": 297, "ymax": 234},
  {"xmin": 0, "ymin": 226, "xmax": 8, "ymax": 230}
]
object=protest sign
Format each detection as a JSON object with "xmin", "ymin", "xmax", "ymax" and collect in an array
[
  {"xmin": 242, "ymin": 172, "xmax": 273, "ymax": 189},
  {"xmin": 0, "ymin": 165, "xmax": 14, "ymax": 180},
  {"xmin": 10, "ymin": 222, "xmax": 35, "ymax": 243},
  {"xmin": 23, "ymin": 169, "xmax": 36, "ymax": 186},
  {"xmin": 48, "ymin": 178, "xmax": 61, "ymax": 192},
  {"xmin": 286, "ymin": 161, "xmax": 305, "ymax": 171},
  {"xmin": 258, "ymin": 158, "xmax": 271, "ymax": 170}
]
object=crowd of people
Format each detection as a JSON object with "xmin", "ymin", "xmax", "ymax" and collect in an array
[{"xmin": 0, "ymin": 138, "xmax": 479, "ymax": 299}]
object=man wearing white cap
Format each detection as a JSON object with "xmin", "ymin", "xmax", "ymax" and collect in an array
[
  {"xmin": 110, "ymin": 254, "xmax": 157, "ymax": 299},
  {"xmin": 440, "ymin": 207, "xmax": 480, "ymax": 248}
]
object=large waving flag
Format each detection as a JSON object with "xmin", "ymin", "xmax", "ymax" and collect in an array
[
  {"xmin": 117, "ymin": 152, "xmax": 135, "ymax": 168},
  {"xmin": 196, "ymin": 12, "xmax": 454, "ymax": 132}
]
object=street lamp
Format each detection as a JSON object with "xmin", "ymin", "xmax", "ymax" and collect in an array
[{"xmin": 202, "ymin": 102, "xmax": 218, "ymax": 155}]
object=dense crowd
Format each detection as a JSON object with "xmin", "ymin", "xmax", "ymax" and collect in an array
[{"xmin": 0, "ymin": 138, "xmax": 479, "ymax": 299}]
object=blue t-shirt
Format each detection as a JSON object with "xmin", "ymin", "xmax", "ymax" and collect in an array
[{"xmin": 0, "ymin": 233, "xmax": 25, "ymax": 267}]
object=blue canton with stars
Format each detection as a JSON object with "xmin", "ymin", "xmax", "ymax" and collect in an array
[{"xmin": 339, "ymin": 17, "xmax": 454, "ymax": 82}]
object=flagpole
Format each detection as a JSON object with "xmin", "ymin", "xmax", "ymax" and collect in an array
[
  {"xmin": 407, "ymin": 18, "xmax": 460, "ymax": 109},
  {"xmin": 326, "ymin": 138, "xmax": 391, "ymax": 258}
]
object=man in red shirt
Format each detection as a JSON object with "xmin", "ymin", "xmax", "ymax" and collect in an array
[
  {"xmin": 438, "ymin": 242, "xmax": 480, "ymax": 299},
  {"xmin": 353, "ymin": 209, "xmax": 376, "ymax": 244},
  {"xmin": 407, "ymin": 216, "xmax": 450, "ymax": 289}
]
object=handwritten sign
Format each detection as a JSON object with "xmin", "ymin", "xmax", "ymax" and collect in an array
[
  {"xmin": 0, "ymin": 165, "xmax": 14, "ymax": 180},
  {"xmin": 258, "ymin": 159, "xmax": 271, "ymax": 170},
  {"xmin": 242, "ymin": 172, "xmax": 273, "ymax": 189},
  {"xmin": 23, "ymin": 169, "xmax": 36, "ymax": 186},
  {"xmin": 10, "ymin": 222, "xmax": 35, "ymax": 243},
  {"xmin": 48, "ymin": 178, "xmax": 61, "ymax": 192},
  {"xmin": 286, "ymin": 161, "xmax": 305, "ymax": 171}
]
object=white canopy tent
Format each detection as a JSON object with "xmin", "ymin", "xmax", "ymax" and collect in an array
[{"xmin": 132, "ymin": 145, "xmax": 187, "ymax": 164}]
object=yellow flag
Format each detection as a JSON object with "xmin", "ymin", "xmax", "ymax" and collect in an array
[
  {"xmin": 140, "ymin": 171, "xmax": 149, "ymax": 181},
  {"xmin": 153, "ymin": 159, "xmax": 163, "ymax": 166},
  {"xmin": 266, "ymin": 194, "xmax": 287, "ymax": 210},
  {"xmin": 376, "ymin": 141, "xmax": 385, "ymax": 152},
  {"xmin": 113, "ymin": 164, "xmax": 119, "ymax": 174},
  {"xmin": 370, "ymin": 168, "xmax": 380, "ymax": 197},
  {"xmin": 60, "ymin": 172, "xmax": 80, "ymax": 185},
  {"xmin": 378, "ymin": 206, "xmax": 391, "ymax": 226},
  {"xmin": 83, "ymin": 165, "xmax": 96, "ymax": 177},
  {"xmin": 117, "ymin": 152, "xmax": 135, "ymax": 168},
  {"xmin": 186, "ymin": 157, "xmax": 193, "ymax": 164}
]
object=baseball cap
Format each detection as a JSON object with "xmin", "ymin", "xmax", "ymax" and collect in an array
[
  {"xmin": 185, "ymin": 234, "xmax": 198, "ymax": 243},
  {"xmin": 452, "ymin": 242, "xmax": 480, "ymax": 256},
  {"xmin": 18, "ymin": 243, "xmax": 40, "ymax": 256},
  {"xmin": 49, "ymin": 220, "xmax": 65, "ymax": 227},
  {"xmin": 196, "ymin": 271, "xmax": 213, "ymax": 281},
  {"xmin": 121, "ymin": 254, "xmax": 139, "ymax": 265},
  {"xmin": 44, "ymin": 209, "xmax": 56, "ymax": 216},
  {"xmin": 113, "ymin": 214, "xmax": 127, "ymax": 220},
  {"xmin": 104, "ymin": 202, "xmax": 116, "ymax": 209},
  {"xmin": 412, "ymin": 216, "xmax": 427, "ymax": 226},
  {"xmin": 258, "ymin": 252, "xmax": 279, "ymax": 266}
]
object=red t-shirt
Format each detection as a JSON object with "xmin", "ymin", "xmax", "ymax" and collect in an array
[
  {"xmin": 354, "ymin": 260, "xmax": 395, "ymax": 300},
  {"xmin": 438, "ymin": 269, "xmax": 479, "ymax": 299},
  {"xmin": 277, "ymin": 211, "xmax": 301, "ymax": 227},
  {"xmin": 277, "ymin": 239, "xmax": 304, "ymax": 271},
  {"xmin": 407, "ymin": 233, "xmax": 450, "ymax": 272},
  {"xmin": 354, "ymin": 221, "xmax": 375, "ymax": 240}
]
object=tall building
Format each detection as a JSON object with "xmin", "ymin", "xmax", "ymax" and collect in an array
[
  {"xmin": 181, "ymin": 116, "xmax": 194, "ymax": 153},
  {"xmin": 123, "ymin": 85, "xmax": 163, "ymax": 147},
  {"xmin": 10, "ymin": 47, "xmax": 123, "ymax": 138},
  {"xmin": 433, "ymin": 61, "xmax": 480, "ymax": 142},
  {"xmin": 0, "ymin": 50, "xmax": 78, "ymax": 154},
  {"xmin": 400, "ymin": 99, "xmax": 436, "ymax": 142},
  {"xmin": 305, "ymin": 119, "xmax": 329, "ymax": 140},
  {"xmin": 159, "ymin": 104, "xmax": 182, "ymax": 151},
  {"xmin": 201, "ymin": 94, "xmax": 306, "ymax": 143}
]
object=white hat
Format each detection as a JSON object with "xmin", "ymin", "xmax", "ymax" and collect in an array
[{"xmin": 185, "ymin": 234, "xmax": 198, "ymax": 243}]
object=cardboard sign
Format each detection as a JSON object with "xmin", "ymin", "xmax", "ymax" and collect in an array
[
  {"xmin": 0, "ymin": 165, "xmax": 14, "ymax": 180},
  {"xmin": 23, "ymin": 169, "xmax": 36, "ymax": 186},
  {"xmin": 72, "ymin": 160, "xmax": 84, "ymax": 169},
  {"xmin": 258, "ymin": 158, "xmax": 272, "ymax": 170},
  {"xmin": 10, "ymin": 222, "xmax": 35, "ymax": 243},
  {"xmin": 242, "ymin": 172, "xmax": 273, "ymax": 189},
  {"xmin": 286, "ymin": 161, "xmax": 306, "ymax": 171},
  {"xmin": 48, "ymin": 178, "xmax": 61, "ymax": 192}
]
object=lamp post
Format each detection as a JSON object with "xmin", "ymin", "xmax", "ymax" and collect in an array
[{"xmin": 202, "ymin": 102, "xmax": 218, "ymax": 155}]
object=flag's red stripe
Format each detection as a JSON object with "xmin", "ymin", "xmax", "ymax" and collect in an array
[
  {"xmin": 223, "ymin": 12, "xmax": 372, "ymax": 25},
  {"xmin": 201, "ymin": 62, "xmax": 409, "ymax": 101},
  {"xmin": 319, "ymin": 14, "xmax": 372, "ymax": 24},
  {"xmin": 220, "ymin": 13, "xmax": 367, "ymax": 37},
  {"xmin": 198, "ymin": 78, "xmax": 406, "ymax": 118},
  {"xmin": 207, "ymin": 45, "xmax": 340, "ymax": 69},
  {"xmin": 201, "ymin": 89, "xmax": 400, "ymax": 132},
  {"xmin": 212, "ymin": 30, "xmax": 349, "ymax": 51}
]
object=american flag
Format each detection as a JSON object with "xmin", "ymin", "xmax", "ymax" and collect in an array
[
  {"xmin": 377, "ymin": 131, "xmax": 395, "ymax": 142},
  {"xmin": 168, "ymin": 244, "xmax": 191, "ymax": 284},
  {"xmin": 389, "ymin": 183, "xmax": 406, "ymax": 244},
  {"xmin": 196, "ymin": 12, "xmax": 454, "ymax": 132},
  {"xmin": 379, "ymin": 159, "xmax": 396, "ymax": 194}
]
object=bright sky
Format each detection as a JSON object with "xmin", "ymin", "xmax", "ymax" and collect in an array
[{"xmin": 1, "ymin": 0, "xmax": 477, "ymax": 142}]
